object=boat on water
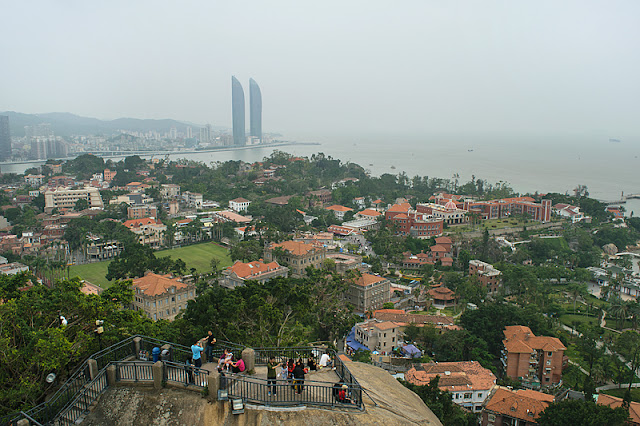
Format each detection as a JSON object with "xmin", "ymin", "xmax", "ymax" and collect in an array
[
  {"xmin": 390, "ymin": 165, "xmax": 396, "ymax": 170},
  {"xmin": 609, "ymin": 138, "xmax": 621, "ymax": 143},
  {"xmin": 468, "ymin": 149, "xmax": 474, "ymax": 152}
]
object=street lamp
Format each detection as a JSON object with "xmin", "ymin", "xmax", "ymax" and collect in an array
[{"xmin": 95, "ymin": 320, "xmax": 104, "ymax": 350}]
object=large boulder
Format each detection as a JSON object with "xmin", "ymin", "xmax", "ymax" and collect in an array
[{"xmin": 603, "ymin": 243, "xmax": 618, "ymax": 256}]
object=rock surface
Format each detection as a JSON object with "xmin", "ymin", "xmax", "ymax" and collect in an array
[{"xmin": 82, "ymin": 361, "xmax": 442, "ymax": 425}]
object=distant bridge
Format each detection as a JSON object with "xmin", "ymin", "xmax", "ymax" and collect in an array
[
  {"xmin": 617, "ymin": 252, "xmax": 640, "ymax": 258},
  {"xmin": 602, "ymin": 193, "xmax": 640, "ymax": 205}
]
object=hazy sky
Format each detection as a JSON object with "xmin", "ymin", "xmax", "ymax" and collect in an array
[{"xmin": 1, "ymin": 1, "xmax": 639, "ymax": 138}]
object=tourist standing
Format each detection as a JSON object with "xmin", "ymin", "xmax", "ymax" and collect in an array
[
  {"xmin": 267, "ymin": 356, "xmax": 281, "ymax": 396},
  {"xmin": 293, "ymin": 359, "xmax": 305, "ymax": 394},
  {"xmin": 191, "ymin": 340, "xmax": 204, "ymax": 368},
  {"xmin": 203, "ymin": 331, "xmax": 216, "ymax": 363}
]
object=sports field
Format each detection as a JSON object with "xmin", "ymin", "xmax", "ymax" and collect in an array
[{"xmin": 68, "ymin": 242, "xmax": 231, "ymax": 289}]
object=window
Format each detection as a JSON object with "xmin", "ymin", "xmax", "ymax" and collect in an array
[
  {"xmin": 546, "ymin": 360, "xmax": 551, "ymax": 365},
  {"xmin": 548, "ymin": 352, "xmax": 553, "ymax": 357},
  {"xmin": 477, "ymin": 393, "xmax": 482, "ymax": 398},
  {"xmin": 464, "ymin": 393, "xmax": 472, "ymax": 399},
  {"xmin": 545, "ymin": 377, "xmax": 550, "ymax": 382}
]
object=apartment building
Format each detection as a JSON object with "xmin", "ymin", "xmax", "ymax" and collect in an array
[
  {"xmin": 264, "ymin": 240, "xmax": 326, "ymax": 278},
  {"xmin": 346, "ymin": 273, "xmax": 391, "ymax": 313},
  {"xmin": 385, "ymin": 203, "xmax": 444, "ymax": 238},
  {"xmin": 44, "ymin": 187, "xmax": 104, "ymax": 213},
  {"xmin": 128, "ymin": 205, "xmax": 158, "ymax": 219},
  {"xmin": 469, "ymin": 260, "xmax": 502, "ymax": 295},
  {"xmin": 229, "ymin": 197, "xmax": 251, "ymax": 212},
  {"xmin": 131, "ymin": 273, "xmax": 196, "ymax": 321},
  {"xmin": 160, "ymin": 183, "xmax": 180, "ymax": 199},
  {"xmin": 353, "ymin": 318, "xmax": 401, "ymax": 354},
  {"xmin": 182, "ymin": 191, "xmax": 203, "ymax": 208},
  {"xmin": 502, "ymin": 325, "xmax": 566, "ymax": 388},
  {"xmin": 123, "ymin": 217, "xmax": 166, "ymax": 248}
]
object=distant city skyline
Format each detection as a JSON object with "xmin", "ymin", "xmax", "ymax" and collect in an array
[
  {"xmin": 231, "ymin": 76, "xmax": 245, "ymax": 146},
  {"xmin": 249, "ymin": 78, "xmax": 262, "ymax": 142},
  {"xmin": 0, "ymin": 116, "xmax": 12, "ymax": 161},
  {"xmin": 1, "ymin": 2, "xmax": 639, "ymax": 140}
]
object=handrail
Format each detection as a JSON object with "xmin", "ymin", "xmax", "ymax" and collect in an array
[
  {"xmin": 18, "ymin": 411, "xmax": 44, "ymax": 426},
  {"xmin": 3, "ymin": 336, "xmax": 365, "ymax": 424}
]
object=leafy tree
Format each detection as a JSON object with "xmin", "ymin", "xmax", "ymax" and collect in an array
[
  {"xmin": 401, "ymin": 376, "xmax": 476, "ymax": 426},
  {"xmin": 537, "ymin": 399, "xmax": 628, "ymax": 426},
  {"xmin": 74, "ymin": 198, "xmax": 89, "ymax": 211},
  {"xmin": 351, "ymin": 349, "xmax": 372, "ymax": 364}
]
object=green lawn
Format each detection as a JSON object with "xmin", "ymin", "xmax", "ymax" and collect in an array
[
  {"xmin": 156, "ymin": 243, "xmax": 232, "ymax": 273},
  {"xmin": 559, "ymin": 313, "xmax": 599, "ymax": 328},
  {"xmin": 69, "ymin": 242, "xmax": 232, "ymax": 289},
  {"xmin": 69, "ymin": 261, "xmax": 112, "ymax": 288}
]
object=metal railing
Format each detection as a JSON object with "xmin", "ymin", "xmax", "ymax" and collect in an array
[
  {"xmin": 223, "ymin": 373, "xmax": 363, "ymax": 410},
  {"xmin": 54, "ymin": 369, "xmax": 108, "ymax": 426},
  {"xmin": 335, "ymin": 354, "xmax": 363, "ymax": 406},
  {"xmin": 113, "ymin": 361, "xmax": 154, "ymax": 383},
  {"xmin": 163, "ymin": 361, "xmax": 209, "ymax": 388},
  {"xmin": 253, "ymin": 346, "xmax": 328, "ymax": 366},
  {"xmin": 2, "ymin": 337, "xmax": 364, "ymax": 425}
]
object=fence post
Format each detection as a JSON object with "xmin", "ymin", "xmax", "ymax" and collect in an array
[
  {"xmin": 88, "ymin": 359, "xmax": 99, "ymax": 380},
  {"xmin": 153, "ymin": 361, "xmax": 163, "ymax": 390},
  {"xmin": 106, "ymin": 364, "xmax": 117, "ymax": 386},
  {"xmin": 242, "ymin": 348, "xmax": 255, "ymax": 373},
  {"xmin": 207, "ymin": 369, "xmax": 220, "ymax": 402},
  {"xmin": 133, "ymin": 337, "xmax": 142, "ymax": 359}
]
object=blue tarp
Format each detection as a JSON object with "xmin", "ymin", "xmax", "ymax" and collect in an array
[
  {"xmin": 346, "ymin": 326, "xmax": 370, "ymax": 352},
  {"xmin": 401, "ymin": 344, "xmax": 422, "ymax": 358}
]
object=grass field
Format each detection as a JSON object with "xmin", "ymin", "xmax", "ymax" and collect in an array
[
  {"xmin": 69, "ymin": 261, "xmax": 111, "ymax": 288},
  {"xmin": 559, "ymin": 313, "xmax": 599, "ymax": 328},
  {"xmin": 69, "ymin": 242, "xmax": 231, "ymax": 289}
]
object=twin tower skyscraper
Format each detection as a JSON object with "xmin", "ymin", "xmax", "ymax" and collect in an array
[{"xmin": 231, "ymin": 76, "xmax": 261, "ymax": 146}]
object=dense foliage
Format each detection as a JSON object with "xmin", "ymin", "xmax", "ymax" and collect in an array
[
  {"xmin": 401, "ymin": 376, "xmax": 477, "ymax": 426},
  {"xmin": 537, "ymin": 399, "xmax": 628, "ymax": 426}
]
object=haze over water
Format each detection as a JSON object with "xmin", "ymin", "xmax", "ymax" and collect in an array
[{"xmin": 166, "ymin": 132, "xmax": 639, "ymax": 204}]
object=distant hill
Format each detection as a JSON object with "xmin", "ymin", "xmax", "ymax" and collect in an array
[{"xmin": 0, "ymin": 111, "xmax": 227, "ymax": 137}]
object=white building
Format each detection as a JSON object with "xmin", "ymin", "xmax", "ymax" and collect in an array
[
  {"xmin": 229, "ymin": 197, "xmax": 251, "ymax": 212},
  {"xmin": 44, "ymin": 187, "xmax": 104, "ymax": 213}
]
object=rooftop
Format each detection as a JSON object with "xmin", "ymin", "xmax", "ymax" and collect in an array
[
  {"xmin": 226, "ymin": 260, "xmax": 284, "ymax": 279},
  {"xmin": 132, "ymin": 273, "xmax": 191, "ymax": 297},
  {"xmin": 484, "ymin": 387, "xmax": 553, "ymax": 422},
  {"xmin": 352, "ymin": 273, "xmax": 387, "ymax": 287},
  {"xmin": 405, "ymin": 361, "xmax": 496, "ymax": 392}
]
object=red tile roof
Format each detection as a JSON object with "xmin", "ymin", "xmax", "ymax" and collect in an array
[
  {"xmin": 597, "ymin": 394, "xmax": 640, "ymax": 424},
  {"xmin": 387, "ymin": 203, "xmax": 411, "ymax": 213},
  {"xmin": 132, "ymin": 273, "xmax": 190, "ymax": 296},
  {"xmin": 326, "ymin": 204, "xmax": 354, "ymax": 212},
  {"xmin": 123, "ymin": 217, "xmax": 162, "ymax": 228},
  {"xmin": 485, "ymin": 388, "xmax": 552, "ymax": 422},
  {"xmin": 503, "ymin": 326, "xmax": 566, "ymax": 354},
  {"xmin": 227, "ymin": 260, "xmax": 284, "ymax": 279},
  {"xmin": 358, "ymin": 209, "xmax": 382, "ymax": 217},
  {"xmin": 405, "ymin": 361, "xmax": 496, "ymax": 392},
  {"xmin": 352, "ymin": 273, "xmax": 387, "ymax": 287},
  {"xmin": 271, "ymin": 240, "xmax": 318, "ymax": 256}
]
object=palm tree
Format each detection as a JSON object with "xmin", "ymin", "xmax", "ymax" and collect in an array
[{"xmin": 568, "ymin": 283, "xmax": 589, "ymax": 314}]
